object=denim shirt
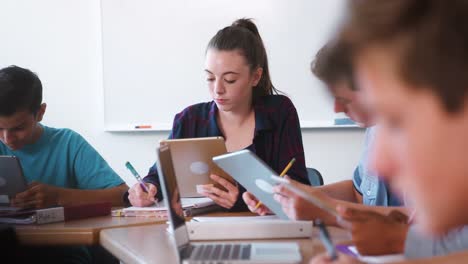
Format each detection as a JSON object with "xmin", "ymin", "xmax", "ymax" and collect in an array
[{"xmin": 353, "ymin": 127, "xmax": 402, "ymax": 206}]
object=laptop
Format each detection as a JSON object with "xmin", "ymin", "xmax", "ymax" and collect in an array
[
  {"xmin": 160, "ymin": 137, "xmax": 235, "ymax": 197},
  {"xmin": 155, "ymin": 145, "xmax": 302, "ymax": 264},
  {"xmin": 0, "ymin": 156, "xmax": 27, "ymax": 206}
]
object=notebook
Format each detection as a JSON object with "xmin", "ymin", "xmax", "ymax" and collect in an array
[
  {"xmin": 115, "ymin": 197, "xmax": 220, "ymax": 218},
  {"xmin": 155, "ymin": 144, "xmax": 302, "ymax": 264}
]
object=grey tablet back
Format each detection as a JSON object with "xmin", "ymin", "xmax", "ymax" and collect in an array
[
  {"xmin": 213, "ymin": 150, "xmax": 289, "ymax": 219},
  {"xmin": 0, "ymin": 156, "xmax": 27, "ymax": 204}
]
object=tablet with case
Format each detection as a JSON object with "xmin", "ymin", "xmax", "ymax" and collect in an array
[
  {"xmin": 160, "ymin": 137, "xmax": 235, "ymax": 197},
  {"xmin": 213, "ymin": 149, "xmax": 289, "ymax": 219},
  {"xmin": 0, "ymin": 156, "xmax": 27, "ymax": 205}
]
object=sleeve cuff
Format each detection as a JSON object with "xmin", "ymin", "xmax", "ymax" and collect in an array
[{"xmin": 143, "ymin": 175, "xmax": 163, "ymax": 202}]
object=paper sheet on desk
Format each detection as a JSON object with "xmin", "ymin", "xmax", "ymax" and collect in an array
[
  {"xmin": 192, "ymin": 215, "xmax": 279, "ymax": 222},
  {"xmin": 346, "ymin": 246, "xmax": 405, "ymax": 263},
  {"xmin": 180, "ymin": 197, "xmax": 215, "ymax": 208}
]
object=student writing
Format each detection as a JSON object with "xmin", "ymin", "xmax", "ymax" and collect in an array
[{"xmin": 125, "ymin": 18, "xmax": 310, "ymax": 211}]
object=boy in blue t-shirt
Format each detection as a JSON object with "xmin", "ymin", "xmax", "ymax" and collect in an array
[{"xmin": 0, "ymin": 65, "xmax": 128, "ymax": 209}]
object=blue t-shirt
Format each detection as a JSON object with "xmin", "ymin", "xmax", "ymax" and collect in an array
[
  {"xmin": 0, "ymin": 124, "xmax": 124, "ymax": 189},
  {"xmin": 353, "ymin": 127, "xmax": 402, "ymax": 206}
]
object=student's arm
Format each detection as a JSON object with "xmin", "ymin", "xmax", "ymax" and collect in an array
[
  {"xmin": 333, "ymin": 199, "xmax": 409, "ymax": 217},
  {"xmin": 12, "ymin": 182, "xmax": 129, "ymax": 208},
  {"xmin": 273, "ymin": 178, "xmax": 408, "ymax": 224},
  {"xmin": 14, "ymin": 130, "xmax": 132, "ymax": 208},
  {"xmin": 316, "ymin": 179, "xmax": 363, "ymax": 203},
  {"xmin": 335, "ymin": 205, "xmax": 409, "ymax": 255},
  {"xmin": 15, "ymin": 136, "xmax": 131, "ymax": 208},
  {"xmin": 59, "ymin": 184, "xmax": 129, "ymax": 206},
  {"xmin": 71, "ymin": 132, "xmax": 129, "ymax": 206}
]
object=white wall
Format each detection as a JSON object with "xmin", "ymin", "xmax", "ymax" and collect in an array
[
  {"xmin": 0, "ymin": 0, "xmax": 365, "ymax": 187},
  {"xmin": 101, "ymin": 0, "xmax": 349, "ymax": 130}
]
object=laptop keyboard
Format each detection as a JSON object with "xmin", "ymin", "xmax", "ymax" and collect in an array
[{"xmin": 188, "ymin": 243, "xmax": 251, "ymax": 261}]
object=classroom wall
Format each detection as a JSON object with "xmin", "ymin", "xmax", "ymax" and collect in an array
[{"xmin": 0, "ymin": 0, "xmax": 365, "ymax": 188}]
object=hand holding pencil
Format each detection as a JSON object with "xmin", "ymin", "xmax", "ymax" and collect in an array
[
  {"xmin": 126, "ymin": 161, "xmax": 158, "ymax": 207},
  {"xmin": 252, "ymin": 158, "xmax": 296, "ymax": 211}
]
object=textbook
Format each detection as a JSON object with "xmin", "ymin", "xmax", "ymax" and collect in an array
[
  {"xmin": 113, "ymin": 197, "xmax": 221, "ymax": 218},
  {"xmin": 0, "ymin": 202, "xmax": 112, "ymax": 224}
]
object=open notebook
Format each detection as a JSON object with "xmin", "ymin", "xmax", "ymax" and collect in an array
[{"xmin": 114, "ymin": 197, "xmax": 220, "ymax": 217}]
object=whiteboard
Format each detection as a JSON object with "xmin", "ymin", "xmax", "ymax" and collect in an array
[{"xmin": 101, "ymin": 0, "xmax": 349, "ymax": 131}]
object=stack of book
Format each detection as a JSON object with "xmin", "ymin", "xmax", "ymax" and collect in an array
[
  {"xmin": 0, "ymin": 202, "xmax": 112, "ymax": 224},
  {"xmin": 113, "ymin": 197, "xmax": 220, "ymax": 218}
]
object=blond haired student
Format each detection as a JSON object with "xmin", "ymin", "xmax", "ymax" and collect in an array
[{"xmin": 312, "ymin": 0, "xmax": 468, "ymax": 263}]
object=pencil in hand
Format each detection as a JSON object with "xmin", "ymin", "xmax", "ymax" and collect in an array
[
  {"xmin": 125, "ymin": 161, "xmax": 149, "ymax": 193},
  {"xmin": 253, "ymin": 158, "xmax": 296, "ymax": 211}
]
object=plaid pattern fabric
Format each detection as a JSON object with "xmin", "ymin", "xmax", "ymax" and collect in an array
[{"xmin": 142, "ymin": 95, "xmax": 309, "ymax": 211}]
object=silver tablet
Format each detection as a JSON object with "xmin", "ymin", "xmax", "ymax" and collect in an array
[
  {"xmin": 160, "ymin": 137, "xmax": 235, "ymax": 197},
  {"xmin": 213, "ymin": 150, "xmax": 289, "ymax": 219},
  {"xmin": 0, "ymin": 156, "xmax": 27, "ymax": 203}
]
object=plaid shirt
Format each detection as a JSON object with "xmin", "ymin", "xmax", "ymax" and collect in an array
[{"xmin": 132, "ymin": 95, "xmax": 309, "ymax": 211}]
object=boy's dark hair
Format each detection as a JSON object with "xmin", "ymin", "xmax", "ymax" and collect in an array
[
  {"xmin": 207, "ymin": 18, "xmax": 280, "ymax": 100},
  {"xmin": 0, "ymin": 65, "xmax": 43, "ymax": 116},
  {"xmin": 341, "ymin": 0, "xmax": 468, "ymax": 113},
  {"xmin": 311, "ymin": 40, "xmax": 356, "ymax": 90}
]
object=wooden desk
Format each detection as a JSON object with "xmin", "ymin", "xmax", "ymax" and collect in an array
[
  {"xmin": 15, "ymin": 216, "xmax": 163, "ymax": 246},
  {"xmin": 100, "ymin": 219, "xmax": 350, "ymax": 264}
]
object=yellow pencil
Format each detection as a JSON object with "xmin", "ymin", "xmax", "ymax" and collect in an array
[{"xmin": 253, "ymin": 158, "xmax": 296, "ymax": 211}]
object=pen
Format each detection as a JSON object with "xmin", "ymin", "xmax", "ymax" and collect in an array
[
  {"xmin": 253, "ymin": 158, "xmax": 296, "ymax": 211},
  {"xmin": 316, "ymin": 219, "xmax": 338, "ymax": 261},
  {"xmin": 125, "ymin": 161, "xmax": 149, "ymax": 193}
]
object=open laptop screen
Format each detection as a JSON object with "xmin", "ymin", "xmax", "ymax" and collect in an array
[{"xmin": 155, "ymin": 145, "xmax": 189, "ymax": 247}]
